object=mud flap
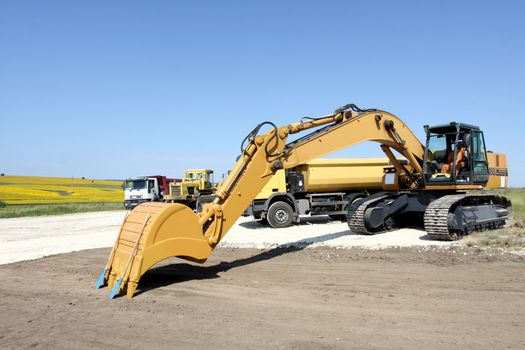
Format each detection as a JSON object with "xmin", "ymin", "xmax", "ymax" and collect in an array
[{"xmin": 97, "ymin": 202, "xmax": 212, "ymax": 299}]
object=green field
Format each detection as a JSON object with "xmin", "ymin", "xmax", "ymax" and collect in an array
[
  {"xmin": 0, "ymin": 175, "xmax": 124, "ymax": 218},
  {"xmin": 0, "ymin": 175, "xmax": 123, "ymax": 204},
  {"xmin": 0, "ymin": 202, "xmax": 124, "ymax": 219}
]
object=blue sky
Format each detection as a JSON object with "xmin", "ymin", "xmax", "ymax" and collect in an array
[{"xmin": 1, "ymin": 1, "xmax": 524, "ymax": 186}]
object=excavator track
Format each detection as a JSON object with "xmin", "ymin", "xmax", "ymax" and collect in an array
[
  {"xmin": 347, "ymin": 193, "xmax": 390, "ymax": 234},
  {"xmin": 424, "ymin": 194, "xmax": 466, "ymax": 241},
  {"xmin": 424, "ymin": 194, "xmax": 511, "ymax": 241}
]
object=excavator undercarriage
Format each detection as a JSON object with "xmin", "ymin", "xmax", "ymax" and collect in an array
[
  {"xmin": 96, "ymin": 104, "xmax": 511, "ymax": 299},
  {"xmin": 347, "ymin": 192, "xmax": 511, "ymax": 240}
]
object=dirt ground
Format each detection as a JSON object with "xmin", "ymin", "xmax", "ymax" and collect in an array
[{"xmin": 1, "ymin": 246, "xmax": 524, "ymax": 349}]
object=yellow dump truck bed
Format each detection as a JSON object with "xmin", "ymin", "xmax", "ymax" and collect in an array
[{"xmin": 294, "ymin": 158, "xmax": 391, "ymax": 192}]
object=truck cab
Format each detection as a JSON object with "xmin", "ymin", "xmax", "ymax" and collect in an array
[
  {"xmin": 124, "ymin": 175, "xmax": 179, "ymax": 210},
  {"xmin": 124, "ymin": 177, "xmax": 160, "ymax": 210}
]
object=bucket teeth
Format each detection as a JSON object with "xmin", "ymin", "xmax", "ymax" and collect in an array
[
  {"xmin": 95, "ymin": 268, "xmax": 108, "ymax": 289},
  {"xmin": 109, "ymin": 278, "xmax": 123, "ymax": 299},
  {"xmin": 108, "ymin": 274, "xmax": 116, "ymax": 289},
  {"xmin": 105, "ymin": 213, "xmax": 151, "ymax": 299},
  {"xmin": 103, "ymin": 275, "xmax": 137, "ymax": 299},
  {"xmin": 126, "ymin": 282, "xmax": 138, "ymax": 299},
  {"xmin": 95, "ymin": 211, "xmax": 131, "ymax": 290}
]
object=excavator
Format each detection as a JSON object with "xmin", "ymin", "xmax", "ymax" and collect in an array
[{"xmin": 96, "ymin": 104, "xmax": 511, "ymax": 299}]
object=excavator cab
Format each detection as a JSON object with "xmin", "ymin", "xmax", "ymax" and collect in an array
[{"xmin": 423, "ymin": 122, "xmax": 489, "ymax": 185}]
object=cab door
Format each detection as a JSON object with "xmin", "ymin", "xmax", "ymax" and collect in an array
[
  {"xmin": 148, "ymin": 179, "xmax": 158, "ymax": 199},
  {"xmin": 471, "ymin": 131, "xmax": 489, "ymax": 184}
]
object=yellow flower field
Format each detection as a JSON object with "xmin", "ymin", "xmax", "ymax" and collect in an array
[{"xmin": 0, "ymin": 176, "xmax": 123, "ymax": 204}]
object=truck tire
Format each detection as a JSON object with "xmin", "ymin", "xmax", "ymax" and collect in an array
[{"xmin": 267, "ymin": 201, "xmax": 294, "ymax": 228}]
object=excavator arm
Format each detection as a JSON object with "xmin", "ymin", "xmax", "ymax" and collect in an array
[{"xmin": 97, "ymin": 104, "xmax": 425, "ymax": 299}]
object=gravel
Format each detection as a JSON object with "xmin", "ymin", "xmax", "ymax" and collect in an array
[{"xmin": 0, "ymin": 210, "xmax": 455, "ymax": 265}]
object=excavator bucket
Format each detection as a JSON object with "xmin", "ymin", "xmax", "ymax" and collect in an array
[{"xmin": 96, "ymin": 202, "xmax": 212, "ymax": 299}]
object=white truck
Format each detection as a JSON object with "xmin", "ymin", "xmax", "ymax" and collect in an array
[{"xmin": 124, "ymin": 175, "xmax": 180, "ymax": 210}]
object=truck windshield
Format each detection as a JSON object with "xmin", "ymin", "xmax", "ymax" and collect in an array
[{"xmin": 126, "ymin": 180, "xmax": 146, "ymax": 190}]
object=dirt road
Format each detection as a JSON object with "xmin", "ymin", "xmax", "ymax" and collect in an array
[
  {"xmin": 0, "ymin": 211, "xmax": 453, "ymax": 264},
  {"xmin": 0, "ymin": 211, "xmax": 126, "ymax": 264},
  {"xmin": 1, "ymin": 247, "xmax": 524, "ymax": 349}
]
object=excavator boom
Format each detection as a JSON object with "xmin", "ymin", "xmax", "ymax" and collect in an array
[{"xmin": 96, "ymin": 105, "xmax": 442, "ymax": 298}]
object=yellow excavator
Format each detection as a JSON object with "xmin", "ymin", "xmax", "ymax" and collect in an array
[{"xmin": 96, "ymin": 104, "xmax": 511, "ymax": 299}]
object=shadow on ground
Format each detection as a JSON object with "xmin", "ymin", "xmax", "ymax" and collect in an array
[
  {"xmin": 134, "ymin": 230, "xmax": 348, "ymax": 297},
  {"xmin": 238, "ymin": 216, "xmax": 431, "ymax": 241},
  {"xmin": 238, "ymin": 215, "xmax": 342, "ymax": 229}
]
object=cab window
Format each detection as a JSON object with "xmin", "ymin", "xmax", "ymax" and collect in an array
[{"xmin": 471, "ymin": 131, "xmax": 489, "ymax": 183}]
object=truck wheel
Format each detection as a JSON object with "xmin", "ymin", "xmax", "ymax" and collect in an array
[{"xmin": 267, "ymin": 201, "xmax": 294, "ymax": 228}]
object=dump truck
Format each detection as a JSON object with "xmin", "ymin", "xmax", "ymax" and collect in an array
[
  {"xmin": 163, "ymin": 169, "xmax": 215, "ymax": 209},
  {"xmin": 124, "ymin": 176, "xmax": 180, "ymax": 210},
  {"xmin": 248, "ymin": 158, "xmax": 396, "ymax": 227},
  {"xmin": 98, "ymin": 103, "xmax": 511, "ymax": 299}
]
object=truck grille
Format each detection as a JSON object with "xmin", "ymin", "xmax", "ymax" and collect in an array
[{"xmin": 172, "ymin": 186, "xmax": 181, "ymax": 197}]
